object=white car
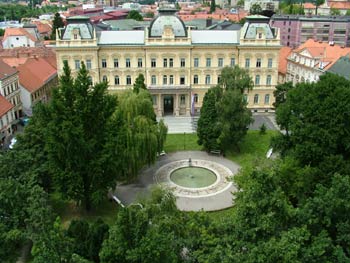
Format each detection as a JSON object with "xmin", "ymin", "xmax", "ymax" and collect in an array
[{"xmin": 9, "ymin": 138, "xmax": 17, "ymax": 149}]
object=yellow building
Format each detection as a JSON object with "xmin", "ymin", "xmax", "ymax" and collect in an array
[{"xmin": 54, "ymin": 12, "xmax": 281, "ymax": 116}]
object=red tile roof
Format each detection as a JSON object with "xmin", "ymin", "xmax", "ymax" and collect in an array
[
  {"xmin": 3, "ymin": 28, "xmax": 38, "ymax": 43},
  {"xmin": 328, "ymin": 1, "xmax": 350, "ymax": 9},
  {"xmin": 0, "ymin": 59, "xmax": 18, "ymax": 80},
  {"xmin": 17, "ymin": 57, "xmax": 57, "ymax": 93},
  {"xmin": 293, "ymin": 39, "xmax": 350, "ymax": 70},
  {"xmin": 0, "ymin": 95, "xmax": 14, "ymax": 117},
  {"xmin": 33, "ymin": 21, "xmax": 52, "ymax": 35},
  {"xmin": 279, "ymin": 46, "xmax": 292, "ymax": 75}
]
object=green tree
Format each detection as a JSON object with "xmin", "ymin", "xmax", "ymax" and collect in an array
[
  {"xmin": 0, "ymin": 28, "xmax": 5, "ymax": 36},
  {"xmin": 197, "ymin": 86, "xmax": 222, "ymax": 151},
  {"xmin": 330, "ymin": 7, "xmax": 341, "ymax": 15},
  {"xmin": 315, "ymin": 0, "xmax": 325, "ymax": 15},
  {"xmin": 217, "ymin": 89, "xmax": 252, "ymax": 152},
  {"xmin": 210, "ymin": 0, "xmax": 216, "ymax": 13},
  {"xmin": 275, "ymin": 73, "xmax": 350, "ymax": 167},
  {"xmin": 100, "ymin": 189, "xmax": 184, "ymax": 263},
  {"xmin": 273, "ymin": 81, "xmax": 293, "ymax": 109},
  {"xmin": 250, "ymin": 3, "xmax": 262, "ymax": 14},
  {"xmin": 133, "ymin": 73, "xmax": 146, "ymax": 93},
  {"xmin": 51, "ymin": 12, "xmax": 64, "ymax": 40},
  {"xmin": 45, "ymin": 61, "xmax": 118, "ymax": 210},
  {"xmin": 219, "ymin": 66, "xmax": 254, "ymax": 93},
  {"xmin": 127, "ymin": 10, "xmax": 143, "ymax": 21},
  {"xmin": 346, "ymin": 9, "xmax": 350, "ymax": 15},
  {"xmin": 145, "ymin": 12, "xmax": 154, "ymax": 18},
  {"xmin": 236, "ymin": 0, "xmax": 244, "ymax": 8}
]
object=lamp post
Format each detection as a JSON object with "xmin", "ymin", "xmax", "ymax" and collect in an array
[{"xmin": 183, "ymin": 132, "xmax": 186, "ymax": 150}]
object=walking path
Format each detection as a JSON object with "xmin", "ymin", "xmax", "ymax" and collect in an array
[{"xmin": 114, "ymin": 151, "xmax": 240, "ymax": 211}]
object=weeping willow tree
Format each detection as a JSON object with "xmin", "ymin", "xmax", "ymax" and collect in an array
[{"xmin": 105, "ymin": 90, "xmax": 167, "ymax": 178}]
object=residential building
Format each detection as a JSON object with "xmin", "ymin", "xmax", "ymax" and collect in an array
[
  {"xmin": 17, "ymin": 58, "xmax": 58, "ymax": 116},
  {"xmin": 244, "ymin": 0, "xmax": 279, "ymax": 12},
  {"xmin": 0, "ymin": 60, "xmax": 22, "ymax": 120},
  {"xmin": 278, "ymin": 46, "xmax": 292, "ymax": 84},
  {"xmin": 0, "ymin": 95, "xmax": 15, "ymax": 146},
  {"xmin": 327, "ymin": 55, "xmax": 350, "ymax": 80},
  {"xmin": 286, "ymin": 39, "xmax": 350, "ymax": 85},
  {"xmin": 2, "ymin": 28, "xmax": 39, "ymax": 49},
  {"xmin": 270, "ymin": 15, "xmax": 350, "ymax": 48},
  {"xmin": 55, "ymin": 13, "xmax": 281, "ymax": 115}
]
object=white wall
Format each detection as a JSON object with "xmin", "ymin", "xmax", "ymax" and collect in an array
[
  {"xmin": 2, "ymin": 36, "xmax": 35, "ymax": 49},
  {"xmin": 19, "ymin": 85, "xmax": 33, "ymax": 116}
]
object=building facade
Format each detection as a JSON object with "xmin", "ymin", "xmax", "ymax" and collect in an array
[
  {"xmin": 286, "ymin": 39, "xmax": 350, "ymax": 85},
  {"xmin": 55, "ymin": 13, "xmax": 281, "ymax": 116},
  {"xmin": 270, "ymin": 15, "xmax": 350, "ymax": 49}
]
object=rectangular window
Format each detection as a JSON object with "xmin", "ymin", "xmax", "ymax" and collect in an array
[
  {"xmin": 230, "ymin": 58, "xmax": 235, "ymax": 67},
  {"xmin": 206, "ymin": 58, "xmax": 211, "ymax": 67},
  {"xmin": 218, "ymin": 58, "xmax": 223, "ymax": 67},
  {"xmin": 268, "ymin": 58, "xmax": 273, "ymax": 68},
  {"xmin": 169, "ymin": 75, "xmax": 174, "ymax": 85},
  {"xmin": 151, "ymin": 58, "xmax": 156, "ymax": 68},
  {"xmin": 138, "ymin": 58, "xmax": 142, "ymax": 68},
  {"xmin": 256, "ymin": 58, "xmax": 261, "ymax": 68},
  {"xmin": 181, "ymin": 58, "xmax": 186, "ymax": 67},
  {"xmin": 180, "ymin": 76, "xmax": 185, "ymax": 85},
  {"xmin": 266, "ymin": 75, "xmax": 272, "ymax": 85},
  {"xmin": 194, "ymin": 94, "xmax": 198, "ymax": 103},
  {"xmin": 194, "ymin": 58, "xmax": 199, "ymax": 67},
  {"xmin": 254, "ymin": 94, "xmax": 259, "ymax": 104},
  {"xmin": 163, "ymin": 75, "xmax": 167, "ymax": 85},
  {"xmin": 126, "ymin": 58, "xmax": 131, "ymax": 68},
  {"xmin": 245, "ymin": 58, "xmax": 250, "ymax": 68},
  {"xmin": 193, "ymin": 75, "xmax": 199, "ymax": 84},
  {"xmin": 255, "ymin": 75, "xmax": 260, "ymax": 85},
  {"xmin": 163, "ymin": 58, "xmax": 167, "ymax": 67},
  {"xmin": 180, "ymin": 95, "xmax": 185, "ymax": 105},
  {"xmin": 205, "ymin": 75, "xmax": 211, "ymax": 84},
  {"xmin": 114, "ymin": 76, "xmax": 120, "ymax": 85},
  {"xmin": 264, "ymin": 94, "xmax": 270, "ymax": 104},
  {"xmin": 86, "ymin": 59, "xmax": 91, "ymax": 69},
  {"xmin": 126, "ymin": 75, "xmax": 131, "ymax": 85},
  {"xmin": 75, "ymin": 60, "xmax": 80, "ymax": 69},
  {"xmin": 114, "ymin": 59, "xmax": 119, "ymax": 68},
  {"xmin": 101, "ymin": 59, "xmax": 107, "ymax": 68},
  {"xmin": 169, "ymin": 58, "xmax": 173, "ymax": 68},
  {"xmin": 151, "ymin": 75, "xmax": 156, "ymax": 85}
]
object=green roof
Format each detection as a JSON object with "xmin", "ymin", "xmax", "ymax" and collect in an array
[{"xmin": 327, "ymin": 56, "xmax": 350, "ymax": 80}]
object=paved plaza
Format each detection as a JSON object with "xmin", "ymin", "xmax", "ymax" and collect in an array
[
  {"xmin": 157, "ymin": 113, "xmax": 280, "ymax": 134},
  {"xmin": 114, "ymin": 151, "xmax": 241, "ymax": 211}
]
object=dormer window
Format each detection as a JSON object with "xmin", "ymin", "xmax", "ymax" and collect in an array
[
  {"xmin": 74, "ymin": 34, "xmax": 78, "ymax": 39},
  {"xmin": 258, "ymin": 33, "xmax": 262, "ymax": 39}
]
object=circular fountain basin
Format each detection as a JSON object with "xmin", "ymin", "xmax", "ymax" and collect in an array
[{"xmin": 170, "ymin": 167, "xmax": 217, "ymax": 188}]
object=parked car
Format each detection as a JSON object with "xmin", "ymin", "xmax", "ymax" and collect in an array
[{"xmin": 9, "ymin": 137, "xmax": 17, "ymax": 149}]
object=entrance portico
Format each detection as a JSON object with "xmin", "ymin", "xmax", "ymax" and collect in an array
[{"xmin": 149, "ymin": 87, "xmax": 192, "ymax": 117}]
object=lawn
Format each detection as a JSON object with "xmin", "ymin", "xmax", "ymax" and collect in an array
[
  {"xmin": 50, "ymin": 192, "xmax": 119, "ymax": 228},
  {"xmin": 164, "ymin": 133, "xmax": 203, "ymax": 152},
  {"xmin": 164, "ymin": 131, "xmax": 278, "ymax": 170}
]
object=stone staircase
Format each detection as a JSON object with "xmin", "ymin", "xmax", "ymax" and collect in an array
[{"xmin": 157, "ymin": 116, "xmax": 199, "ymax": 134}]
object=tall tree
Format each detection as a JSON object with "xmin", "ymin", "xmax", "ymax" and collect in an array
[
  {"xmin": 133, "ymin": 73, "xmax": 146, "ymax": 94},
  {"xmin": 210, "ymin": 0, "xmax": 216, "ymax": 13},
  {"xmin": 51, "ymin": 12, "xmax": 64, "ymax": 40},
  {"xmin": 315, "ymin": 0, "xmax": 325, "ymax": 15},
  {"xmin": 45, "ymin": 61, "xmax": 118, "ymax": 210},
  {"xmin": 249, "ymin": 3, "xmax": 262, "ymax": 14},
  {"xmin": 197, "ymin": 86, "xmax": 222, "ymax": 151},
  {"xmin": 127, "ymin": 10, "xmax": 143, "ymax": 21},
  {"xmin": 273, "ymin": 81, "xmax": 293, "ymax": 109},
  {"xmin": 219, "ymin": 66, "xmax": 254, "ymax": 93},
  {"xmin": 217, "ymin": 90, "xmax": 253, "ymax": 152}
]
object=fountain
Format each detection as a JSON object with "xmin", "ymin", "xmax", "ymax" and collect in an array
[{"xmin": 170, "ymin": 165, "xmax": 217, "ymax": 188}]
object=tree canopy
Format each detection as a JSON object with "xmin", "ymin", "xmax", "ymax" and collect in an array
[
  {"xmin": 51, "ymin": 12, "xmax": 64, "ymax": 40},
  {"xmin": 126, "ymin": 10, "xmax": 143, "ymax": 21}
]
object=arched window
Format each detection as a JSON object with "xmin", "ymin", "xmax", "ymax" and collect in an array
[
  {"xmin": 102, "ymin": 75, "xmax": 108, "ymax": 82},
  {"xmin": 151, "ymin": 75, "xmax": 156, "ymax": 85},
  {"xmin": 205, "ymin": 75, "xmax": 211, "ymax": 84},
  {"xmin": 266, "ymin": 75, "xmax": 271, "ymax": 85},
  {"xmin": 255, "ymin": 75, "xmax": 260, "ymax": 85},
  {"xmin": 193, "ymin": 75, "xmax": 199, "ymax": 84},
  {"xmin": 194, "ymin": 93, "xmax": 198, "ymax": 103}
]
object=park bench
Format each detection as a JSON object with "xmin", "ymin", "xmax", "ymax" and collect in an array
[{"xmin": 210, "ymin": 150, "xmax": 221, "ymax": 156}]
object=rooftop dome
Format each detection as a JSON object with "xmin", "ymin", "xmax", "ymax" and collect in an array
[{"xmin": 149, "ymin": 9, "xmax": 187, "ymax": 38}]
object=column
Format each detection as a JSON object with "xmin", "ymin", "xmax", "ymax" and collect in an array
[
  {"xmin": 157, "ymin": 94, "xmax": 162, "ymax": 117},
  {"xmin": 185, "ymin": 93, "xmax": 191, "ymax": 116},
  {"xmin": 175, "ymin": 94, "xmax": 179, "ymax": 116}
]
